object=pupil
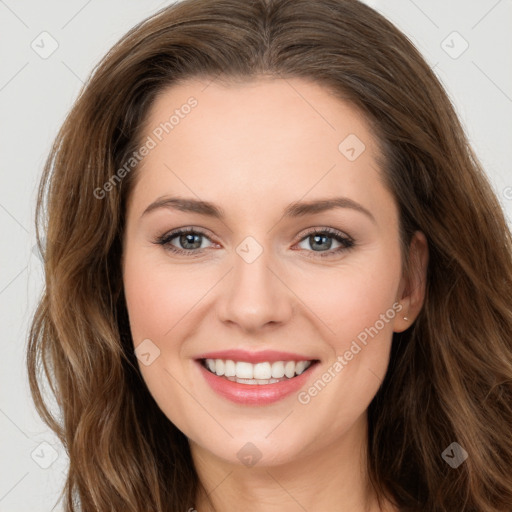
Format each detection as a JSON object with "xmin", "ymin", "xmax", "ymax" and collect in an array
[
  {"xmin": 181, "ymin": 233, "xmax": 201, "ymax": 249},
  {"xmin": 311, "ymin": 234, "xmax": 331, "ymax": 251}
]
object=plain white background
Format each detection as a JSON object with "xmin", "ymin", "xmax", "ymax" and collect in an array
[{"xmin": 0, "ymin": 1, "xmax": 511, "ymax": 510}]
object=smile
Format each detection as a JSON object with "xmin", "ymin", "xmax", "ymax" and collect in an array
[
  {"xmin": 201, "ymin": 358, "xmax": 314, "ymax": 384},
  {"xmin": 195, "ymin": 354, "xmax": 320, "ymax": 405}
]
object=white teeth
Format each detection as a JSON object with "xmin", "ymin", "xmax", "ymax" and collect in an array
[
  {"xmin": 271, "ymin": 361, "xmax": 285, "ymax": 378},
  {"xmin": 295, "ymin": 361, "xmax": 308, "ymax": 375},
  {"xmin": 284, "ymin": 361, "xmax": 295, "ymax": 378},
  {"xmin": 235, "ymin": 361, "xmax": 253, "ymax": 379},
  {"xmin": 215, "ymin": 359, "xmax": 225, "ymax": 376},
  {"xmin": 253, "ymin": 362, "xmax": 272, "ymax": 380},
  {"xmin": 225, "ymin": 376, "xmax": 282, "ymax": 385},
  {"xmin": 204, "ymin": 358, "xmax": 314, "ymax": 381},
  {"xmin": 224, "ymin": 359, "xmax": 236, "ymax": 377}
]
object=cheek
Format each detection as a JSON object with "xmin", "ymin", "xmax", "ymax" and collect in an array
[
  {"xmin": 122, "ymin": 251, "xmax": 203, "ymax": 431},
  {"xmin": 293, "ymin": 249, "xmax": 402, "ymax": 345},
  {"xmin": 293, "ymin": 244, "xmax": 402, "ymax": 412},
  {"xmin": 123, "ymin": 251, "xmax": 209, "ymax": 342}
]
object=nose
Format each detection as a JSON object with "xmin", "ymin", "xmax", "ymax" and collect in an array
[{"xmin": 216, "ymin": 243, "xmax": 294, "ymax": 333}]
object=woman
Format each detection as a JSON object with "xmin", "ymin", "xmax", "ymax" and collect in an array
[{"xmin": 27, "ymin": 0, "xmax": 512, "ymax": 510}]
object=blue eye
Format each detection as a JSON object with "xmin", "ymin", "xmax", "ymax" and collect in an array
[
  {"xmin": 297, "ymin": 227, "xmax": 355, "ymax": 258},
  {"xmin": 154, "ymin": 228, "xmax": 214, "ymax": 257},
  {"xmin": 153, "ymin": 226, "xmax": 355, "ymax": 258}
]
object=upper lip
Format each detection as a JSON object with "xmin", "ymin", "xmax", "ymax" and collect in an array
[{"xmin": 195, "ymin": 349, "xmax": 318, "ymax": 364}]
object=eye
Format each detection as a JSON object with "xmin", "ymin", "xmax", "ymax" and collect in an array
[
  {"xmin": 153, "ymin": 226, "xmax": 355, "ymax": 258},
  {"xmin": 153, "ymin": 227, "xmax": 215, "ymax": 257},
  {"xmin": 295, "ymin": 227, "xmax": 355, "ymax": 258}
]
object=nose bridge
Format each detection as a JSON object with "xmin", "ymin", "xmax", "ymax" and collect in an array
[{"xmin": 217, "ymin": 234, "xmax": 293, "ymax": 330}]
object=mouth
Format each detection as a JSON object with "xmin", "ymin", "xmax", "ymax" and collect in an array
[
  {"xmin": 198, "ymin": 357, "xmax": 320, "ymax": 386},
  {"xmin": 194, "ymin": 349, "xmax": 321, "ymax": 405}
]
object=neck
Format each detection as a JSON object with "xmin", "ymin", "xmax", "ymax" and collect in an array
[{"xmin": 190, "ymin": 414, "xmax": 393, "ymax": 512}]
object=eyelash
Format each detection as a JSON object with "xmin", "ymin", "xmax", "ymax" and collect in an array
[{"xmin": 152, "ymin": 226, "xmax": 355, "ymax": 259}]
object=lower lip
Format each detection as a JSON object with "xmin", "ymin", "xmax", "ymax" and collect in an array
[{"xmin": 196, "ymin": 360, "xmax": 318, "ymax": 405}]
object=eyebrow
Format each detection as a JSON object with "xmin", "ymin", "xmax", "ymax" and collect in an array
[{"xmin": 141, "ymin": 196, "xmax": 376, "ymax": 224}]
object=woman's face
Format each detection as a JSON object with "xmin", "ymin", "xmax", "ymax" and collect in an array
[{"xmin": 122, "ymin": 77, "xmax": 427, "ymax": 468}]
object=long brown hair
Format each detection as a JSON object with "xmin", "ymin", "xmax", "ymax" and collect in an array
[{"xmin": 27, "ymin": 0, "xmax": 512, "ymax": 510}]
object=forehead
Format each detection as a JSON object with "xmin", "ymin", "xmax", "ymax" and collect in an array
[{"xmin": 130, "ymin": 77, "xmax": 391, "ymax": 222}]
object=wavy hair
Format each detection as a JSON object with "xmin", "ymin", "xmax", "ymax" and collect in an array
[{"xmin": 27, "ymin": 0, "xmax": 512, "ymax": 510}]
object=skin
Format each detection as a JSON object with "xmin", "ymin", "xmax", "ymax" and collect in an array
[{"xmin": 122, "ymin": 77, "xmax": 428, "ymax": 512}]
